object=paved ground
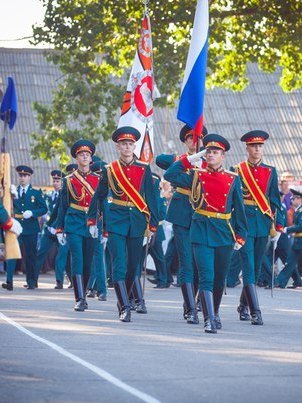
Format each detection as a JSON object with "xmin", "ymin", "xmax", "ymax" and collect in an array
[{"xmin": 0, "ymin": 274, "xmax": 302, "ymax": 403}]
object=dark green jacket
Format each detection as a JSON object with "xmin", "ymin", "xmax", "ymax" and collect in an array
[{"xmin": 13, "ymin": 185, "xmax": 47, "ymax": 235}]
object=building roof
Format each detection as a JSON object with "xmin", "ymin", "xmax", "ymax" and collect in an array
[{"xmin": 0, "ymin": 47, "xmax": 301, "ymax": 186}]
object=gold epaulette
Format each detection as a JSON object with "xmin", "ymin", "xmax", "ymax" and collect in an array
[
  {"xmin": 224, "ymin": 169, "xmax": 238, "ymax": 176},
  {"xmin": 136, "ymin": 160, "xmax": 149, "ymax": 165},
  {"xmin": 192, "ymin": 168, "xmax": 206, "ymax": 172}
]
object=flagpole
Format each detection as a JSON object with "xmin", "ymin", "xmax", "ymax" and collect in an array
[{"xmin": 142, "ymin": 0, "xmax": 150, "ymax": 13}]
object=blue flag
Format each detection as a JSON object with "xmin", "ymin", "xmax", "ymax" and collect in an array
[{"xmin": 0, "ymin": 77, "xmax": 17, "ymax": 130}]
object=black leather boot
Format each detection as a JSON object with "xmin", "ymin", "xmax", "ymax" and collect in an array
[
  {"xmin": 132, "ymin": 276, "xmax": 147, "ymax": 314},
  {"xmin": 237, "ymin": 289, "xmax": 250, "ymax": 321},
  {"xmin": 213, "ymin": 288, "xmax": 224, "ymax": 329},
  {"xmin": 244, "ymin": 284, "xmax": 263, "ymax": 325},
  {"xmin": 54, "ymin": 281, "xmax": 63, "ymax": 289},
  {"xmin": 200, "ymin": 290, "xmax": 217, "ymax": 333},
  {"xmin": 73, "ymin": 275, "xmax": 87, "ymax": 311},
  {"xmin": 114, "ymin": 281, "xmax": 131, "ymax": 322},
  {"xmin": 181, "ymin": 283, "xmax": 199, "ymax": 324},
  {"xmin": 2, "ymin": 281, "xmax": 13, "ymax": 291}
]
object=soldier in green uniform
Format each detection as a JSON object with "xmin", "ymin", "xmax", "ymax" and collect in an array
[
  {"xmin": 165, "ymin": 134, "xmax": 247, "ymax": 333},
  {"xmin": 35, "ymin": 170, "xmax": 66, "ymax": 288},
  {"xmin": 156, "ymin": 125, "xmax": 207, "ymax": 324},
  {"xmin": 3, "ymin": 166, "xmax": 47, "ymax": 290},
  {"xmin": 56, "ymin": 140, "xmax": 108, "ymax": 311},
  {"xmin": 275, "ymin": 189, "xmax": 302, "ymax": 288},
  {"xmin": 232, "ymin": 131, "xmax": 283, "ymax": 325},
  {"xmin": 86, "ymin": 160, "xmax": 108, "ymax": 301},
  {"xmin": 144, "ymin": 173, "xmax": 170, "ymax": 289},
  {"xmin": 88, "ymin": 126, "xmax": 158, "ymax": 322}
]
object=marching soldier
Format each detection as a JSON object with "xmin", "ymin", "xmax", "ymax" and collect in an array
[
  {"xmin": 232, "ymin": 130, "xmax": 283, "ymax": 325},
  {"xmin": 35, "ymin": 170, "xmax": 66, "ymax": 288},
  {"xmin": 275, "ymin": 189, "xmax": 302, "ymax": 288},
  {"xmin": 55, "ymin": 140, "xmax": 107, "ymax": 311},
  {"xmin": 156, "ymin": 125, "xmax": 207, "ymax": 324},
  {"xmin": 145, "ymin": 173, "xmax": 170, "ymax": 289},
  {"xmin": 86, "ymin": 160, "xmax": 108, "ymax": 301},
  {"xmin": 3, "ymin": 166, "xmax": 47, "ymax": 290},
  {"xmin": 164, "ymin": 134, "xmax": 247, "ymax": 333},
  {"xmin": 88, "ymin": 126, "xmax": 158, "ymax": 322}
]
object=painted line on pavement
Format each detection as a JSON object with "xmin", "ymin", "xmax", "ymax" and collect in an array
[{"xmin": 0, "ymin": 311, "xmax": 161, "ymax": 403}]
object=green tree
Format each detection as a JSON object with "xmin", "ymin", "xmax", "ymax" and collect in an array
[{"xmin": 31, "ymin": 0, "xmax": 302, "ymax": 161}]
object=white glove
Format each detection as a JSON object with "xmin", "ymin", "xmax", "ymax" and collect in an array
[
  {"xmin": 271, "ymin": 232, "xmax": 281, "ymax": 250},
  {"xmin": 187, "ymin": 149, "xmax": 207, "ymax": 164},
  {"xmin": 10, "ymin": 184, "xmax": 18, "ymax": 198},
  {"xmin": 100, "ymin": 235, "xmax": 108, "ymax": 246},
  {"xmin": 283, "ymin": 227, "xmax": 288, "ymax": 234},
  {"xmin": 89, "ymin": 225, "xmax": 99, "ymax": 238},
  {"xmin": 234, "ymin": 242, "xmax": 243, "ymax": 251},
  {"xmin": 9, "ymin": 218, "xmax": 23, "ymax": 236},
  {"xmin": 56, "ymin": 233, "xmax": 67, "ymax": 246},
  {"xmin": 23, "ymin": 210, "xmax": 33, "ymax": 219},
  {"xmin": 48, "ymin": 227, "xmax": 57, "ymax": 235}
]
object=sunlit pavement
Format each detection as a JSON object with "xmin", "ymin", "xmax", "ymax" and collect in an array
[{"xmin": 0, "ymin": 274, "xmax": 301, "ymax": 403}]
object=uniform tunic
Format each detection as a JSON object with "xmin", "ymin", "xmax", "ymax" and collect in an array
[
  {"xmin": 164, "ymin": 157, "xmax": 247, "ymax": 291},
  {"xmin": 6, "ymin": 185, "xmax": 47, "ymax": 287},
  {"xmin": 156, "ymin": 153, "xmax": 198, "ymax": 284},
  {"xmin": 231, "ymin": 161, "xmax": 283, "ymax": 284},
  {"xmin": 89, "ymin": 159, "xmax": 158, "ymax": 283},
  {"xmin": 56, "ymin": 169, "xmax": 105, "ymax": 277}
]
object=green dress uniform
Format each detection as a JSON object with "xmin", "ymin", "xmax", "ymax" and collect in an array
[
  {"xmin": 86, "ymin": 160, "xmax": 108, "ymax": 300},
  {"xmin": 88, "ymin": 126, "xmax": 158, "ymax": 322},
  {"xmin": 35, "ymin": 170, "xmax": 67, "ymax": 288},
  {"xmin": 156, "ymin": 125, "xmax": 207, "ymax": 325},
  {"xmin": 165, "ymin": 134, "xmax": 247, "ymax": 333},
  {"xmin": 232, "ymin": 130, "xmax": 283, "ymax": 325},
  {"xmin": 143, "ymin": 174, "xmax": 169, "ymax": 288},
  {"xmin": 6, "ymin": 177, "xmax": 47, "ymax": 289},
  {"xmin": 258, "ymin": 201, "xmax": 289, "ymax": 287},
  {"xmin": 276, "ymin": 189, "xmax": 302, "ymax": 288},
  {"xmin": 55, "ymin": 140, "xmax": 107, "ymax": 311}
]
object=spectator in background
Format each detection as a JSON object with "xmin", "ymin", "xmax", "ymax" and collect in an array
[{"xmin": 280, "ymin": 180, "xmax": 293, "ymax": 211}]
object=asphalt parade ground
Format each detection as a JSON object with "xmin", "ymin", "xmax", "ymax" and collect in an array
[{"xmin": 0, "ymin": 274, "xmax": 301, "ymax": 403}]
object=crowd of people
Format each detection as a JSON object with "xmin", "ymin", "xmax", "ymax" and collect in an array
[{"xmin": 1, "ymin": 125, "xmax": 301, "ymax": 334}]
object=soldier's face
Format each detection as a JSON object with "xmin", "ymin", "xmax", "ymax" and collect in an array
[
  {"xmin": 292, "ymin": 196, "xmax": 302, "ymax": 208},
  {"xmin": 246, "ymin": 144, "xmax": 263, "ymax": 160},
  {"xmin": 184, "ymin": 135, "xmax": 195, "ymax": 153},
  {"xmin": 205, "ymin": 148, "xmax": 224, "ymax": 168},
  {"xmin": 18, "ymin": 174, "xmax": 31, "ymax": 186},
  {"xmin": 52, "ymin": 178, "xmax": 62, "ymax": 191},
  {"xmin": 75, "ymin": 151, "xmax": 92, "ymax": 168},
  {"xmin": 116, "ymin": 140, "xmax": 136, "ymax": 158}
]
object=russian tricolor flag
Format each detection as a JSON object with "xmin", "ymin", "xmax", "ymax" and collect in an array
[{"xmin": 177, "ymin": 0, "xmax": 209, "ymax": 142}]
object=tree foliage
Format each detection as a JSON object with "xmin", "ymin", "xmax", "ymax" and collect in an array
[{"xmin": 31, "ymin": 0, "xmax": 302, "ymax": 161}]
